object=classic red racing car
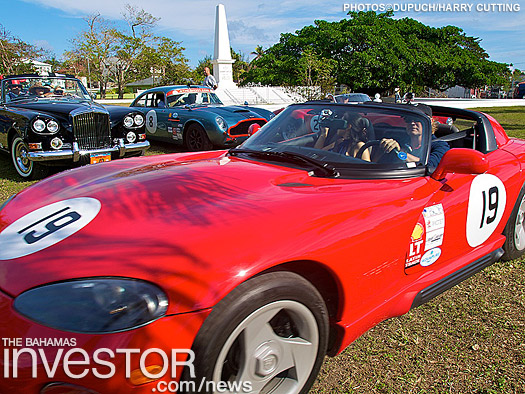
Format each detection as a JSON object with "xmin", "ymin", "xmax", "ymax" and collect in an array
[{"xmin": 0, "ymin": 102, "xmax": 524, "ymax": 393}]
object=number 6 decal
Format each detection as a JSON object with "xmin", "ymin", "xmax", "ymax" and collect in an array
[{"xmin": 466, "ymin": 174, "xmax": 506, "ymax": 247}]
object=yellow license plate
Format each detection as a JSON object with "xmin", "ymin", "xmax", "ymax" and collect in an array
[{"xmin": 90, "ymin": 153, "xmax": 111, "ymax": 164}]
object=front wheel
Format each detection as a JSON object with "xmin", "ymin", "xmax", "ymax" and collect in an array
[
  {"xmin": 184, "ymin": 124, "xmax": 213, "ymax": 152},
  {"xmin": 11, "ymin": 136, "xmax": 47, "ymax": 179},
  {"xmin": 502, "ymin": 185, "xmax": 525, "ymax": 261},
  {"xmin": 186, "ymin": 272, "xmax": 329, "ymax": 394}
]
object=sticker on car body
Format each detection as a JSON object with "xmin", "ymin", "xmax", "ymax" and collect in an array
[
  {"xmin": 420, "ymin": 247, "xmax": 442, "ymax": 267},
  {"xmin": 466, "ymin": 174, "xmax": 507, "ymax": 247},
  {"xmin": 406, "ymin": 204, "xmax": 445, "ymax": 269},
  {"xmin": 146, "ymin": 110, "xmax": 158, "ymax": 133},
  {"xmin": 0, "ymin": 198, "xmax": 101, "ymax": 260}
]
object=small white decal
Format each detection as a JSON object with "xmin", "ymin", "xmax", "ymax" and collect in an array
[
  {"xmin": 146, "ymin": 110, "xmax": 158, "ymax": 133},
  {"xmin": 422, "ymin": 203, "xmax": 445, "ymax": 251},
  {"xmin": 425, "ymin": 229, "xmax": 444, "ymax": 250},
  {"xmin": 0, "ymin": 198, "xmax": 101, "ymax": 260},
  {"xmin": 421, "ymin": 248, "xmax": 442, "ymax": 267},
  {"xmin": 466, "ymin": 174, "xmax": 506, "ymax": 247}
]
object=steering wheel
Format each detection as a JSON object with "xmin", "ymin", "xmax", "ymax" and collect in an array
[{"xmin": 356, "ymin": 140, "xmax": 407, "ymax": 162}]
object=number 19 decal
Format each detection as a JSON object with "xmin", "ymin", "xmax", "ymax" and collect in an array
[
  {"xmin": 466, "ymin": 174, "xmax": 506, "ymax": 247},
  {"xmin": 0, "ymin": 198, "xmax": 101, "ymax": 260}
]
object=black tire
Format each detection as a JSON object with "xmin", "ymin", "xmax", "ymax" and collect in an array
[
  {"xmin": 10, "ymin": 136, "xmax": 47, "ymax": 180},
  {"xmin": 184, "ymin": 124, "xmax": 213, "ymax": 152},
  {"xmin": 185, "ymin": 272, "xmax": 329, "ymax": 394},
  {"xmin": 502, "ymin": 184, "xmax": 525, "ymax": 261}
]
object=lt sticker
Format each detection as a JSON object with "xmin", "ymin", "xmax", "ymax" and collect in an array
[
  {"xmin": 0, "ymin": 198, "xmax": 101, "ymax": 260},
  {"xmin": 146, "ymin": 110, "xmax": 158, "ymax": 133},
  {"xmin": 406, "ymin": 223, "xmax": 425, "ymax": 268},
  {"xmin": 466, "ymin": 174, "xmax": 506, "ymax": 247}
]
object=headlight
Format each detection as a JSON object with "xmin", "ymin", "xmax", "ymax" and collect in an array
[
  {"xmin": 134, "ymin": 114, "xmax": 144, "ymax": 126},
  {"xmin": 14, "ymin": 278, "xmax": 168, "ymax": 333},
  {"xmin": 216, "ymin": 116, "xmax": 227, "ymax": 131},
  {"xmin": 50, "ymin": 137, "xmax": 63, "ymax": 149},
  {"xmin": 47, "ymin": 120, "xmax": 59, "ymax": 133},
  {"xmin": 32, "ymin": 119, "xmax": 46, "ymax": 133},
  {"xmin": 123, "ymin": 116, "xmax": 134, "ymax": 128},
  {"xmin": 126, "ymin": 131, "xmax": 137, "ymax": 143}
]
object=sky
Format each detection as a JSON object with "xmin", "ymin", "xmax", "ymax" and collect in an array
[{"xmin": 2, "ymin": 0, "xmax": 525, "ymax": 69}]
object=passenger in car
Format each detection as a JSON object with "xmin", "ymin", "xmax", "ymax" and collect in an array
[
  {"xmin": 6, "ymin": 83, "xmax": 25, "ymax": 101},
  {"xmin": 377, "ymin": 104, "xmax": 449, "ymax": 167},
  {"xmin": 29, "ymin": 83, "xmax": 51, "ymax": 97},
  {"xmin": 315, "ymin": 113, "xmax": 371, "ymax": 161}
]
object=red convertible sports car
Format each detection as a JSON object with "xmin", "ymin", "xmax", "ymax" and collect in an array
[{"xmin": 0, "ymin": 102, "xmax": 524, "ymax": 393}]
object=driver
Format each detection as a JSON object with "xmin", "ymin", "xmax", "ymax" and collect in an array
[
  {"xmin": 6, "ymin": 83, "xmax": 23, "ymax": 100},
  {"xmin": 376, "ymin": 104, "xmax": 449, "ymax": 167}
]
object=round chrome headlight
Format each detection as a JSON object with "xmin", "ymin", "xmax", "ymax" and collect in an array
[
  {"xmin": 32, "ymin": 119, "xmax": 46, "ymax": 133},
  {"xmin": 216, "ymin": 116, "xmax": 227, "ymax": 132},
  {"xmin": 126, "ymin": 131, "xmax": 137, "ymax": 143},
  {"xmin": 123, "ymin": 116, "xmax": 134, "ymax": 128},
  {"xmin": 134, "ymin": 114, "xmax": 144, "ymax": 126},
  {"xmin": 47, "ymin": 120, "xmax": 59, "ymax": 133},
  {"xmin": 50, "ymin": 137, "xmax": 63, "ymax": 150}
]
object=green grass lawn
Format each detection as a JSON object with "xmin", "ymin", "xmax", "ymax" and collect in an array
[{"xmin": 0, "ymin": 107, "xmax": 524, "ymax": 393}]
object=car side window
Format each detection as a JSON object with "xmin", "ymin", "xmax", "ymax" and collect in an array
[
  {"xmin": 145, "ymin": 93, "xmax": 157, "ymax": 108},
  {"xmin": 134, "ymin": 95, "xmax": 146, "ymax": 107},
  {"xmin": 434, "ymin": 114, "xmax": 487, "ymax": 153},
  {"xmin": 155, "ymin": 93, "xmax": 166, "ymax": 108}
]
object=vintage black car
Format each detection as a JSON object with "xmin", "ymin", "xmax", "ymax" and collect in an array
[{"xmin": 0, "ymin": 74, "xmax": 149, "ymax": 179}]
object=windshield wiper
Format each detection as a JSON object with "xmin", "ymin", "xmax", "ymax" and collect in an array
[{"xmin": 229, "ymin": 148, "xmax": 339, "ymax": 177}]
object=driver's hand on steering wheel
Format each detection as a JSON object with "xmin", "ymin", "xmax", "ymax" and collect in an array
[{"xmin": 380, "ymin": 138, "xmax": 401, "ymax": 153}]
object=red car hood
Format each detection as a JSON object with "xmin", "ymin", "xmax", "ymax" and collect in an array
[{"xmin": 0, "ymin": 151, "xmax": 432, "ymax": 313}]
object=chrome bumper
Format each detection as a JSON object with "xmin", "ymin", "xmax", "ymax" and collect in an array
[{"xmin": 28, "ymin": 140, "xmax": 150, "ymax": 162}]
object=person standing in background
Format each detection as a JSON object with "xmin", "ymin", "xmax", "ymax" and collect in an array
[{"xmin": 203, "ymin": 67, "xmax": 218, "ymax": 90}]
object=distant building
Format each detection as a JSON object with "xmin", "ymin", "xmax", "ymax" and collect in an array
[{"xmin": 23, "ymin": 60, "xmax": 52, "ymax": 74}]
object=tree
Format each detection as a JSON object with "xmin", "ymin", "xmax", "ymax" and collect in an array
[
  {"xmin": 0, "ymin": 24, "xmax": 41, "ymax": 75},
  {"xmin": 191, "ymin": 56, "xmax": 213, "ymax": 84},
  {"xmin": 64, "ymin": 14, "xmax": 117, "ymax": 97},
  {"xmin": 64, "ymin": 5, "xmax": 190, "ymax": 98},
  {"xmin": 250, "ymin": 45, "xmax": 265, "ymax": 62},
  {"xmin": 137, "ymin": 37, "xmax": 191, "ymax": 86},
  {"xmin": 242, "ymin": 12, "xmax": 508, "ymax": 94},
  {"xmin": 231, "ymin": 49, "xmax": 249, "ymax": 84}
]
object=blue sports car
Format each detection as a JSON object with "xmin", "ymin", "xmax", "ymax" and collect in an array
[{"xmin": 131, "ymin": 86, "xmax": 274, "ymax": 151}]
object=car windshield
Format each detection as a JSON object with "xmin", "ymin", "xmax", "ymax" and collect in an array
[
  {"xmin": 335, "ymin": 93, "xmax": 371, "ymax": 103},
  {"xmin": 237, "ymin": 103, "xmax": 432, "ymax": 173},
  {"xmin": 2, "ymin": 76, "xmax": 91, "ymax": 102},
  {"xmin": 166, "ymin": 87, "xmax": 223, "ymax": 107}
]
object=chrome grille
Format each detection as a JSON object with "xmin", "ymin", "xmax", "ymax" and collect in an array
[{"xmin": 72, "ymin": 112, "xmax": 111, "ymax": 150}]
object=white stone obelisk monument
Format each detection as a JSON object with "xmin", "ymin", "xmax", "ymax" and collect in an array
[{"xmin": 212, "ymin": 4, "xmax": 236, "ymax": 89}]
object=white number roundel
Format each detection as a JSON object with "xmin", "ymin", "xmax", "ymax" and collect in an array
[
  {"xmin": 310, "ymin": 115, "xmax": 321, "ymax": 133},
  {"xmin": 466, "ymin": 174, "xmax": 506, "ymax": 247},
  {"xmin": 146, "ymin": 110, "xmax": 157, "ymax": 133},
  {"xmin": 0, "ymin": 198, "xmax": 101, "ymax": 260}
]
